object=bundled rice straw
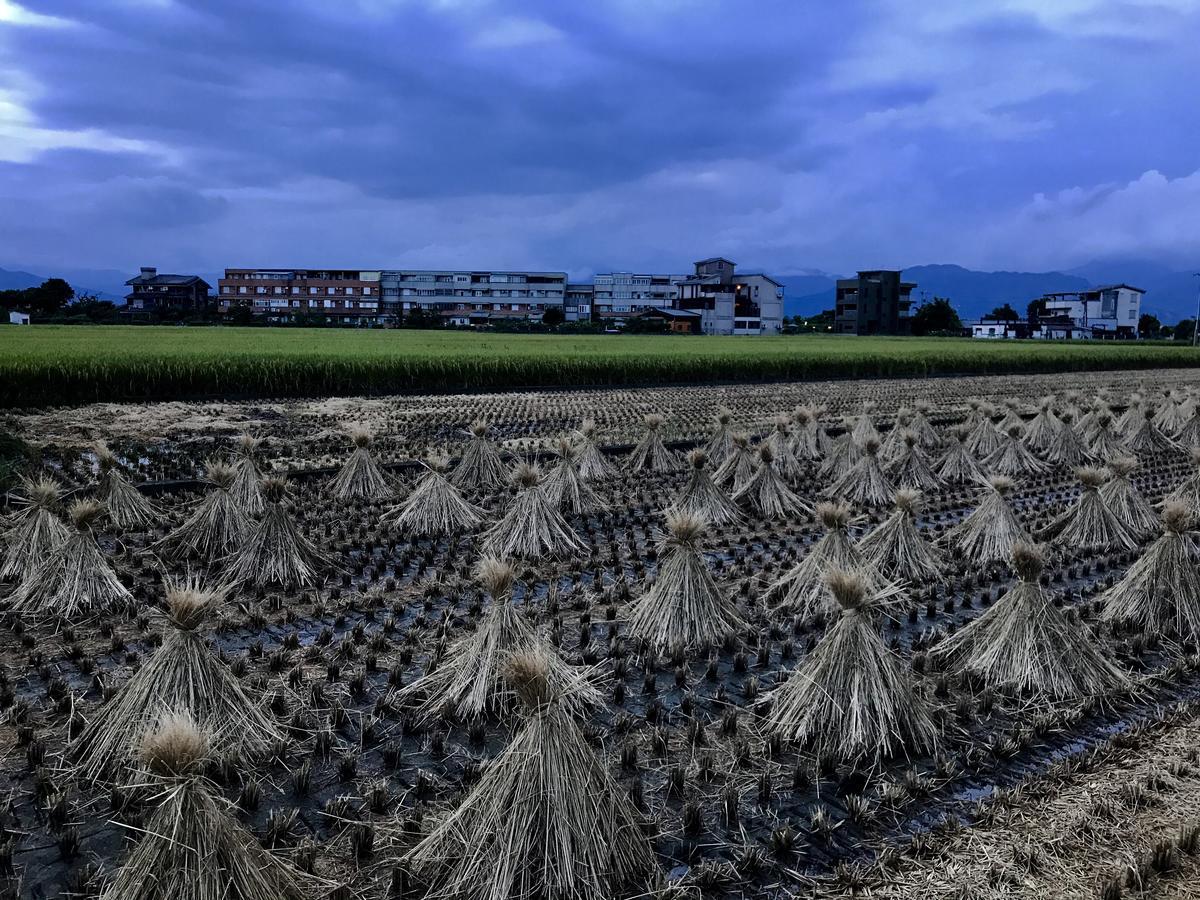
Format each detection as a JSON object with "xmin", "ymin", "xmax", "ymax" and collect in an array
[
  {"xmin": 1154, "ymin": 392, "xmax": 1188, "ymax": 434},
  {"xmin": 851, "ymin": 401, "xmax": 880, "ymax": 445},
  {"xmin": 704, "ymin": 407, "xmax": 736, "ymax": 465},
  {"xmin": 100, "ymin": 711, "xmax": 306, "ymax": 900},
  {"xmin": 542, "ymin": 438, "xmax": 606, "ymax": 514},
  {"xmin": 384, "ymin": 454, "xmax": 485, "ymax": 537},
  {"xmin": 1042, "ymin": 413, "xmax": 1094, "ymax": 469},
  {"xmin": 625, "ymin": 512, "xmax": 745, "ymax": 652},
  {"xmin": 1101, "ymin": 502, "xmax": 1200, "ymax": 640},
  {"xmin": 859, "ymin": 489, "xmax": 945, "ymax": 584},
  {"xmin": 0, "ymin": 476, "xmax": 68, "ymax": 584},
  {"xmin": 997, "ymin": 400, "xmax": 1025, "ymax": 434},
  {"xmin": 223, "ymin": 477, "xmax": 330, "ymax": 588},
  {"xmin": 230, "ymin": 435, "xmax": 265, "ymax": 516},
  {"xmin": 482, "ymin": 463, "xmax": 586, "ymax": 558},
  {"xmin": 878, "ymin": 408, "xmax": 913, "ymax": 461},
  {"xmin": 95, "ymin": 443, "xmax": 161, "ymax": 530},
  {"xmin": 886, "ymin": 431, "xmax": 943, "ymax": 493},
  {"xmin": 397, "ymin": 558, "xmax": 598, "ymax": 722},
  {"xmin": 9, "ymin": 500, "xmax": 132, "ymax": 619},
  {"xmin": 1175, "ymin": 409, "xmax": 1200, "ymax": 448},
  {"xmin": 732, "ymin": 444, "xmax": 811, "ymax": 520},
  {"xmin": 1162, "ymin": 446, "xmax": 1200, "ymax": 512},
  {"xmin": 1124, "ymin": 407, "xmax": 1179, "ymax": 455},
  {"xmin": 573, "ymin": 418, "xmax": 617, "ymax": 481},
  {"xmin": 1100, "ymin": 456, "xmax": 1159, "ymax": 541},
  {"xmin": 1116, "ymin": 394, "xmax": 1144, "ymax": 436},
  {"xmin": 1040, "ymin": 467, "xmax": 1137, "ymax": 551},
  {"xmin": 984, "ymin": 424, "xmax": 1049, "ymax": 476},
  {"xmin": 933, "ymin": 424, "xmax": 986, "ymax": 485},
  {"xmin": 404, "ymin": 650, "xmax": 657, "ymax": 900},
  {"xmin": 1089, "ymin": 411, "xmax": 1128, "ymax": 460},
  {"xmin": 817, "ymin": 427, "xmax": 863, "ymax": 481},
  {"xmin": 942, "ymin": 475, "xmax": 1032, "ymax": 566},
  {"xmin": 789, "ymin": 406, "xmax": 823, "ymax": 461},
  {"xmin": 712, "ymin": 433, "xmax": 756, "ymax": 493},
  {"xmin": 450, "ymin": 420, "xmax": 509, "ymax": 491},
  {"xmin": 930, "ymin": 543, "xmax": 1129, "ymax": 698},
  {"xmin": 825, "ymin": 437, "xmax": 896, "ymax": 508},
  {"xmin": 152, "ymin": 460, "xmax": 251, "ymax": 562},
  {"xmin": 668, "ymin": 449, "xmax": 741, "ymax": 526},
  {"xmin": 762, "ymin": 569, "xmax": 936, "ymax": 763},
  {"xmin": 964, "ymin": 405, "xmax": 1004, "ymax": 459},
  {"xmin": 626, "ymin": 413, "xmax": 679, "ymax": 473},
  {"xmin": 72, "ymin": 579, "xmax": 281, "ymax": 781},
  {"xmin": 1021, "ymin": 397, "xmax": 1062, "ymax": 454},
  {"xmin": 328, "ymin": 426, "xmax": 395, "ymax": 500},
  {"xmin": 763, "ymin": 414, "xmax": 804, "ymax": 482},
  {"xmin": 909, "ymin": 400, "xmax": 941, "ymax": 450}
]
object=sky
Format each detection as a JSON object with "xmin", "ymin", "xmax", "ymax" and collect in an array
[{"xmin": 1, "ymin": 0, "xmax": 1199, "ymax": 279}]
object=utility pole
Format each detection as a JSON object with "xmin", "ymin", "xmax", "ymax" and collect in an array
[{"xmin": 1194, "ymin": 273, "xmax": 1200, "ymax": 347}]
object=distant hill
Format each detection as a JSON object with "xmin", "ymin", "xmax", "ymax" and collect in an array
[
  {"xmin": 0, "ymin": 266, "xmax": 135, "ymax": 301},
  {"xmin": 0, "ymin": 268, "xmax": 46, "ymax": 291}
]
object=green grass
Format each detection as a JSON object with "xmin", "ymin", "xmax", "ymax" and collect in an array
[{"xmin": 1, "ymin": 325, "xmax": 1198, "ymax": 407}]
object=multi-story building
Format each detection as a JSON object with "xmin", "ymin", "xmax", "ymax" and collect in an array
[
  {"xmin": 565, "ymin": 283, "xmax": 594, "ymax": 323},
  {"xmin": 834, "ymin": 271, "xmax": 917, "ymax": 335},
  {"xmin": 378, "ymin": 270, "xmax": 566, "ymax": 325},
  {"xmin": 217, "ymin": 269, "xmax": 382, "ymax": 325},
  {"xmin": 591, "ymin": 272, "xmax": 688, "ymax": 324},
  {"xmin": 676, "ymin": 258, "xmax": 783, "ymax": 335},
  {"xmin": 1036, "ymin": 284, "xmax": 1144, "ymax": 338},
  {"xmin": 124, "ymin": 267, "xmax": 211, "ymax": 314}
]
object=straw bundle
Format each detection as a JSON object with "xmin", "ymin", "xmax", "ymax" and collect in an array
[
  {"xmin": 101, "ymin": 712, "xmax": 306, "ymax": 900},
  {"xmin": 1124, "ymin": 407, "xmax": 1179, "ymax": 455},
  {"xmin": 851, "ymin": 401, "xmax": 880, "ymax": 445},
  {"xmin": 1040, "ymin": 467, "xmax": 1137, "ymax": 551},
  {"xmin": 625, "ymin": 512, "xmax": 745, "ymax": 653},
  {"xmin": 626, "ymin": 413, "xmax": 679, "ymax": 473},
  {"xmin": 573, "ymin": 418, "xmax": 617, "ymax": 481},
  {"xmin": 230, "ymin": 435, "xmax": 265, "ymax": 516},
  {"xmin": 762, "ymin": 570, "xmax": 936, "ymax": 762},
  {"xmin": 328, "ymin": 426, "xmax": 394, "ymax": 500},
  {"xmin": 1089, "ymin": 411, "xmax": 1128, "ymax": 460},
  {"xmin": 450, "ymin": 420, "xmax": 509, "ymax": 491},
  {"xmin": 223, "ymin": 477, "xmax": 330, "ymax": 588},
  {"xmin": 1100, "ymin": 502, "xmax": 1200, "ymax": 640},
  {"xmin": 0, "ymin": 476, "xmax": 68, "ymax": 584},
  {"xmin": 763, "ymin": 414, "xmax": 804, "ymax": 482},
  {"xmin": 789, "ymin": 405, "xmax": 823, "ymax": 461},
  {"xmin": 152, "ymin": 461, "xmax": 251, "ymax": 562},
  {"xmin": 825, "ymin": 437, "xmax": 896, "ymax": 508},
  {"xmin": 1175, "ymin": 410, "xmax": 1200, "ymax": 448},
  {"xmin": 71, "ymin": 580, "xmax": 281, "ymax": 781},
  {"xmin": 9, "ymin": 500, "xmax": 132, "ymax": 619},
  {"xmin": 878, "ymin": 408, "xmax": 913, "ymax": 461},
  {"xmin": 997, "ymin": 400, "xmax": 1025, "ymax": 433},
  {"xmin": 398, "ymin": 558, "xmax": 598, "ymax": 722},
  {"xmin": 542, "ymin": 438, "xmax": 606, "ymax": 514},
  {"xmin": 942, "ymin": 475, "xmax": 1032, "ymax": 566},
  {"xmin": 1099, "ymin": 456, "xmax": 1159, "ymax": 541},
  {"xmin": 930, "ymin": 543, "xmax": 1129, "ymax": 698},
  {"xmin": 964, "ymin": 407, "xmax": 1004, "ymax": 459},
  {"xmin": 909, "ymin": 400, "xmax": 941, "ymax": 450},
  {"xmin": 482, "ymin": 463, "xmax": 586, "ymax": 558},
  {"xmin": 887, "ymin": 431, "xmax": 943, "ymax": 493},
  {"xmin": 668, "ymin": 449, "xmax": 742, "ymax": 526},
  {"xmin": 384, "ymin": 454, "xmax": 485, "ymax": 537},
  {"xmin": 1162, "ymin": 446, "xmax": 1200, "ymax": 511},
  {"xmin": 817, "ymin": 429, "xmax": 863, "ymax": 481},
  {"xmin": 933, "ymin": 424, "xmax": 986, "ymax": 485},
  {"xmin": 1043, "ymin": 414, "xmax": 1095, "ymax": 468},
  {"xmin": 1154, "ymin": 393, "xmax": 1188, "ymax": 434},
  {"xmin": 732, "ymin": 444, "xmax": 811, "ymax": 520},
  {"xmin": 95, "ymin": 444, "xmax": 161, "ymax": 530},
  {"xmin": 859, "ymin": 489, "xmax": 945, "ymax": 584},
  {"xmin": 1021, "ymin": 397, "xmax": 1062, "ymax": 454},
  {"xmin": 1116, "ymin": 395, "xmax": 1144, "ymax": 435},
  {"xmin": 704, "ymin": 407, "xmax": 736, "ymax": 465},
  {"xmin": 712, "ymin": 432, "xmax": 757, "ymax": 493},
  {"xmin": 984, "ymin": 424, "xmax": 1049, "ymax": 476},
  {"xmin": 404, "ymin": 651, "xmax": 657, "ymax": 900}
]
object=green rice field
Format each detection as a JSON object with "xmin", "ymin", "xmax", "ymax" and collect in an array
[{"xmin": 2, "ymin": 324, "xmax": 1199, "ymax": 407}]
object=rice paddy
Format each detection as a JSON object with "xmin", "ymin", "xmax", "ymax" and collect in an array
[{"xmin": 4, "ymin": 367, "xmax": 1200, "ymax": 899}]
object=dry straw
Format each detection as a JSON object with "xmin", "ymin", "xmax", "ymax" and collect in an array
[
  {"xmin": 223, "ymin": 477, "xmax": 331, "ymax": 588},
  {"xmin": 384, "ymin": 453, "xmax": 485, "ymax": 536},
  {"xmin": 573, "ymin": 418, "xmax": 617, "ymax": 481},
  {"xmin": 942, "ymin": 475, "xmax": 1032, "ymax": 566},
  {"xmin": 712, "ymin": 432, "xmax": 756, "ymax": 493},
  {"xmin": 763, "ymin": 414, "xmax": 805, "ymax": 482},
  {"xmin": 931, "ymin": 543, "xmax": 1129, "ymax": 698},
  {"xmin": 668, "ymin": 448, "xmax": 742, "ymax": 526},
  {"xmin": 859, "ymin": 489, "xmax": 945, "ymax": 585},
  {"xmin": 1162, "ymin": 446, "xmax": 1200, "ymax": 511},
  {"xmin": 404, "ymin": 650, "xmax": 657, "ymax": 900},
  {"xmin": 825, "ymin": 436, "xmax": 896, "ymax": 508},
  {"xmin": 886, "ymin": 431, "xmax": 943, "ymax": 493},
  {"xmin": 1040, "ymin": 466, "xmax": 1137, "ymax": 551},
  {"xmin": 1099, "ymin": 456, "xmax": 1159, "ymax": 541},
  {"xmin": 985, "ymin": 424, "xmax": 1049, "ymax": 476},
  {"xmin": 450, "ymin": 419, "xmax": 509, "ymax": 491},
  {"xmin": 0, "ymin": 476, "xmax": 68, "ymax": 584},
  {"xmin": 732, "ymin": 443, "xmax": 811, "ymax": 520},
  {"xmin": 763, "ymin": 569, "xmax": 936, "ymax": 763},
  {"xmin": 328, "ymin": 426, "xmax": 395, "ymax": 500},
  {"xmin": 789, "ymin": 405, "xmax": 823, "ymax": 461},
  {"xmin": 1021, "ymin": 397, "xmax": 1062, "ymax": 455},
  {"xmin": 542, "ymin": 437, "xmax": 606, "ymax": 514},
  {"xmin": 964, "ymin": 405, "xmax": 1004, "ymax": 459},
  {"xmin": 1089, "ymin": 411, "xmax": 1128, "ymax": 460},
  {"xmin": 933, "ymin": 424, "xmax": 986, "ymax": 485},
  {"xmin": 817, "ymin": 426, "xmax": 863, "ymax": 481},
  {"xmin": 1043, "ymin": 414, "xmax": 1096, "ymax": 469},
  {"xmin": 625, "ymin": 511, "xmax": 745, "ymax": 653},
  {"xmin": 704, "ymin": 407, "xmax": 736, "ymax": 465},
  {"xmin": 95, "ymin": 443, "xmax": 161, "ymax": 530},
  {"xmin": 1124, "ymin": 407, "xmax": 1179, "ymax": 455},
  {"xmin": 152, "ymin": 460, "xmax": 250, "ymax": 562},
  {"xmin": 71, "ymin": 578, "xmax": 281, "ymax": 781},
  {"xmin": 909, "ymin": 400, "xmax": 941, "ymax": 450},
  {"xmin": 230, "ymin": 434, "xmax": 265, "ymax": 516},
  {"xmin": 626, "ymin": 413, "xmax": 680, "ymax": 473},
  {"xmin": 482, "ymin": 462, "xmax": 586, "ymax": 558},
  {"xmin": 851, "ymin": 401, "xmax": 881, "ymax": 445}
]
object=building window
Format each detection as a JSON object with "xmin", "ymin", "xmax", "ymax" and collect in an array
[
  {"xmin": 363, "ymin": 287, "xmax": 372, "ymax": 295},
  {"xmin": 238, "ymin": 286, "xmax": 247, "ymax": 295},
  {"xmin": 256, "ymin": 287, "xmax": 266, "ymax": 295},
  {"xmin": 327, "ymin": 287, "xmax": 336, "ymax": 295},
  {"xmin": 291, "ymin": 287, "xmax": 299, "ymax": 295},
  {"xmin": 309, "ymin": 288, "xmax": 318, "ymax": 295},
  {"xmin": 346, "ymin": 287, "xmax": 355, "ymax": 296}
]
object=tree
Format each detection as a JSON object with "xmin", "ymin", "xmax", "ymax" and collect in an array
[
  {"xmin": 1174, "ymin": 319, "xmax": 1195, "ymax": 342},
  {"xmin": 1138, "ymin": 313, "xmax": 1162, "ymax": 338},
  {"xmin": 542, "ymin": 306, "xmax": 565, "ymax": 327},
  {"xmin": 1027, "ymin": 298, "xmax": 1048, "ymax": 324},
  {"xmin": 910, "ymin": 297, "xmax": 962, "ymax": 336},
  {"xmin": 0, "ymin": 278, "xmax": 74, "ymax": 316},
  {"xmin": 987, "ymin": 303, "xmax": 1020, "ymax": 321}
]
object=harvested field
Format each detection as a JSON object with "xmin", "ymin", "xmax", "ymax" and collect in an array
[{"xmin": 3, "ymin": 366, "xmax": 1200, "ymax": 899}]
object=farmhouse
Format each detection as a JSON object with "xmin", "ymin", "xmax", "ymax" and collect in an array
[
  {"xmin": 8, "ymin": 310, "xmax": 30, "ymax": 325},
  {"xmin": 124, "ymin": 267, "xmax": 212, "ymax": 314}
]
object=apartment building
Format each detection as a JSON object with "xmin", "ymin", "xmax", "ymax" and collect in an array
[
  {"xmin": 218, "ymin": 269, "xmax": 382, "ymax": 325},
  {"xmin": 834, "ymin": 271, "xmax": 917, "ymax": 335},
  {"xmin": 1036, "ymin": 284, "xmax": 1144, "ymax": 338},
  {"xmin": 565, "ymin": 283, "xmax": 594, "ymax": 323},
  {"xmin": 591, "ymin": 272, "xmax": 689, "ymax": 324},
  {"xmin": 378, "ymin": 270, "xmax": 567, "ymax": 325},
  {"xmin": 677, "ymin": 258, "xmax": 784, "ymax": 335},
  {"xmin": 125, "ymin": 267, "xmax": 211, "ymax": 314}
]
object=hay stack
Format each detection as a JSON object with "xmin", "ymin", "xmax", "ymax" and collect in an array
[
  {"xmin": 704, "ymin": 407, "xmax": 736, "ymax": 465},
  {"xmin": 482, "ymin": 463, "xmax": 586, "ymax": 558},
  {"xmin": 1175, "ymin": 409, "xmax": 1200, "ymax": 448},
  {"xmin": 573, "ymin": 418, "xmax": 617, "ymax": 481},
  {"xmin": 964, "ymin": 405, "xmax": 1004, "ymax": 459},
  {"xmin": 887, "ymin": 431, "xmax": 943, "ymax": 493},
  {"xmin": 329, "ymin": 426, "xmax": 394, "ymax": 500},
  {"xmin": 625, "ymin": 512, "xmax": 745, "ymax": 653},
  {"xmin": 930, "ymin": 543, "xmax": 1129, "ymax": 698},
  {"xmin": 450, "ymin": 420, "xmax": 509, "ymax": 491},
  {"xmin": 825, "ymin": 437, "xmax": 896, "ymax": 508},
  {"xmin": 230, "ymin": 435, "xmax": 265, "ymax": 516},
  {"xmin": 95, "ymin": 444, "xmax": 161, "ymax": 530},
  {"xmin": 818, "ymin": 427, "xmax": 863, "ymax": 481},
  {"xmin": 404, "ymin": 651, "xmax": 656, "ymax": 900},
  {"xmin": 626, "ymin": 413, "xmax": 679, "ymax": 473},
  {"xmin": 1101, "ymin": 502, "xmax": 1200, "ymax": 640},
  {"xmin": 223, "ymin": 477, "xmax": 330, "ymax": 588},
  {"xmin": 859, "ymin": 489, "xmax": 945, "ymax": 584},
  {"xmin": 384, "ymin": 454, "xmax": 485, "ymax": 537},
  {"xmin": 100, "ymin": 712, "xmax": 306, "ymax": 900},
  {"xmin": 152, "ymin": 461, "xmax": 251, "ymax": 562},
  {"xmin": 0, "ymin": 476, "xmax": 68, "ymax": 584},
  {"xmin": 732, "ymin": 444, "xmax": 811, "ymax": 520},
  {"xmin": 1099, "ymin": 456, "xmax": 1159, "ymax": 541},
  {"xmin": 1044, "ymin": 414, "xmax": 1095, "ymax": 468},
  {"xmin": 942, "ymin": 475, "xmax": 1032, "ymax": 566},
  {"xmin": 1089, "ymin": 411, "xmax": 1127, "ymax": 460},
  {"xmin": 71, "ymin": 580, "xmax": 281, "ymax": 781},
  {"xmin": 542, "ymin": 438, "xmax": 606, "ymax": 514},
  {"xmin": 1021, "ymin": 397, "xmax": 1062, "ymax": 454},
  {"xmin": 984, "ymin": 424, "xmax": 1049, "ymax": 476},
  {"xmin": 764, "ymin": 414, "xmax": 804, "ymax": 482},
  {"xmin": 789, "ymin": 405, "xmax": 823, "ymax": 461},
  {"xmin": 9, "ymin": 500, "xmax": 132, "ymax": 619},
  {"xmin": 878, "ymin": 408, "xmax": 913, "ymax": 461},
  {"xmin": 398, "ymin": 558, "xmax": 598, "ymax": 722},
  {"xmin": 669, "ymin": 449, "xmax": 742, "ymax": 526},
  {"xmin": 712, "ymin": 432, "xmax": 757, "ymax": 493},
  {"xmin": 1040, "ymin": 467, "xmax": 1137, "ymax": 551},
  {"xmin": 763, "ymin": 570, "xmax": 936, "ymax": 762},
  {"xmin": 1163, "ymin": 446, "xmax": 1200, "ymax": 512},
  {"xmin": 1124, "ymin": 407, "xmax": 1179, "ymax": 455},
  {"xmin": 910, "ymin": 400, "xmax": 941, "ymax": 450},
  {"xmin": 997, "ymin": 400, "xmax": 1025, "ymax": 433},
  {"xmin": 933, "ymin": 424, "xmax": 986, "ymax": 485},
  {"xmin": 851, "ymin": 401, "xmax": 880, "ymax": 445}
]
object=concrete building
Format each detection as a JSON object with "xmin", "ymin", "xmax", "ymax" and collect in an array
[
  {"xmin": 125, "ymin": 267, "xmax": 212, "ymax": 314},
  {"xmin": 565, "ymin": 283, "xmax": 594, "ymax": 323},
  {"xmin": 218, "ymin": 269, "xmax": 382, "ymax": 325},
  {"xmin": 591, "ymin": 272, "xmax": 688, "ymax": 325},
  {"xmin": 1036, "ymin": 284, "xmax": 1144, "ymax": 338},
  {"xmin": 378, "ymin": 270, "xmax": 567, "ymax": 325},
  {"xmin": 8, "ymin": 311, "xmax": 30, "ymax": 325},
  {"xmin": 834, "ymin": 271, "xmax": 916, "ymax": 335},
  {"xmin": 675, "ymin": 258, "xmax": 783, "ymax": 335}
]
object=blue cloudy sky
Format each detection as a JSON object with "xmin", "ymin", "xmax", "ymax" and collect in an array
[{"xmin": 1, "ymin": 0, "xmax": 1198, "ymax": 278}]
